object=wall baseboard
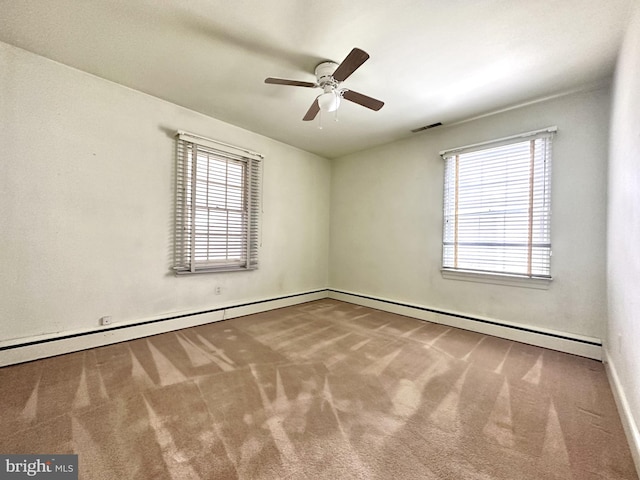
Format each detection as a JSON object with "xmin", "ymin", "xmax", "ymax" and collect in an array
[
  {"xmin": 0, "ymin": 288, "xmax": 604, "ymax": 367},
  {"xmin": 0, "ymin": 289, "xmax": 327, "ymax": 367},
  {"xmin": 603, "ymin": 348, "xmax": 640, "ymax": 477},
  {"xmin": 328, "ymin": 289, "xmax": 602, "ymax": 360}
]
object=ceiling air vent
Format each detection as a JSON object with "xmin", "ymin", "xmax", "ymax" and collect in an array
[{"xmin": 411, "ymin": 122, "xmax": 442, "ymax": 133}]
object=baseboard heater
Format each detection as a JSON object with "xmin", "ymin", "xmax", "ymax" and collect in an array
[
  {"xmin": 0, "ymin": 289, "xmax": 328, "ymax": 367},
  {"xmin": 0, "ymin": 288, "xmax": 602, "ymax": 366},
  {"xmin": 327, "ymin": 289, "xmax": 602, "ymax": 360}
]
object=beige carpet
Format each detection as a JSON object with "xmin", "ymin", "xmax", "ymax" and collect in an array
[{"xmin": 0, "ymin": 299, "xmax": 637, "ymax": 479}]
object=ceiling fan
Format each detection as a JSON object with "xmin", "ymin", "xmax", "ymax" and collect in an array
[{"xmin": 265, "ymin": 48, "xmax": 384, "ymax": 122}]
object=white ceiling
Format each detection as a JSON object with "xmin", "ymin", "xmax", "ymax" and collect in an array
[{"xmin": 0, "ymin": 0, "xmax": 633, "ymax": 158}]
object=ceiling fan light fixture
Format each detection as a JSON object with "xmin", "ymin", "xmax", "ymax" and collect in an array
[{"xmin": 318, "ymin": 91, "xmax": 340, "ymax": 112}]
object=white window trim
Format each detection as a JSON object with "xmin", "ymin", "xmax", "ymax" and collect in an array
[
  {"xmin": 174, "ymin": 131, "xmax": 262, "ymax": 275},
  {"xmin": 440, "ymin": 127, "xmax": 556, "ymax": 285},
  {"xmin": 441, "ymin": 268, "xmax": 551, "ymax": 289},
  {"xmin": 439, "ymin": 126, "xmax": 557, "ymax": 157}
]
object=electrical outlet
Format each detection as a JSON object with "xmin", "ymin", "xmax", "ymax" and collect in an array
[
  {"xmin": 100, "ymin": 315, "xmax": 112, "ymax": 326},
  {"xmin": 215, "ymin": 286, "xmax": 222, "ymax": 295}
]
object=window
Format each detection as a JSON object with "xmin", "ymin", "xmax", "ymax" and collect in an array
[
  {"xmin": 174, "ymin": 132, "xmax": 261, "ymax": 274},
  {"xmin": 441, "ymin": 127, "xmax": 555, "ymax": 280}
]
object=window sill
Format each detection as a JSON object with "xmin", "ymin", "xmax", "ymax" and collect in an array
[
  {"xmin": 441, "ymin": 268, "xmax": 552, "ymax": 290},
  {"xmin": 174, "ymin": 265, "xmax": 257, "ymax": 275}
]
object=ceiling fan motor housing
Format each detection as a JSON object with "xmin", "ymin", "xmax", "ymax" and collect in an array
[{"xmin": 315, "ymin": 61, "xmax": 340, "ymax": 88}]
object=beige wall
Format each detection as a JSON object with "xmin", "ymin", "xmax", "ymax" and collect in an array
[
  {"xmin": 607, "ymin": 2, "xmax": 640, "ymax": 457},
  {"xmin": 330, "ymin": 87, "xmax": 610, "ymax": 339},
  {"xmin": 0, "ymin": 42, "xmax": 330, "ymax": 343}
]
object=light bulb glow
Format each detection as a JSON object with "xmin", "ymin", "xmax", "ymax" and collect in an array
[{"xmin": 318, "ymin": 91, "xmax": 340, "ymax": 112}]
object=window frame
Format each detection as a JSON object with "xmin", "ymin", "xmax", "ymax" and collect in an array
[
  {"xmin": 439, "ymin": 127, "xmax": 556, "ymax": 287},
  {"xmin": 174, "ymin": 133, "xmax": 261, "ymax": 275}
]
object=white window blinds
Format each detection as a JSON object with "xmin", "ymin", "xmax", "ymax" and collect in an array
[
  {"xmin": 174, "ymin": 133, "xmax": 261, "ymax": 274},
  {"xmin": 441, "ymin": 128, "xmax": 555, "ymax": 279}
]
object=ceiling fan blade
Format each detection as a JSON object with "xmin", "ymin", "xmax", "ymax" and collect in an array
[
  {"xmin": 342, "ymin": 90, "xmax": 384, "ymax": 111},
  {"xmin": 265, "ymin": 77, "xmax": 317, "ymax": 88},
  {"xmin": 332, "ymin": 48, "xmax": 370, "ymax": 82},
  {"xmin": 303, "ymin": 99, "xmax": 320, "ymax": 121}
]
